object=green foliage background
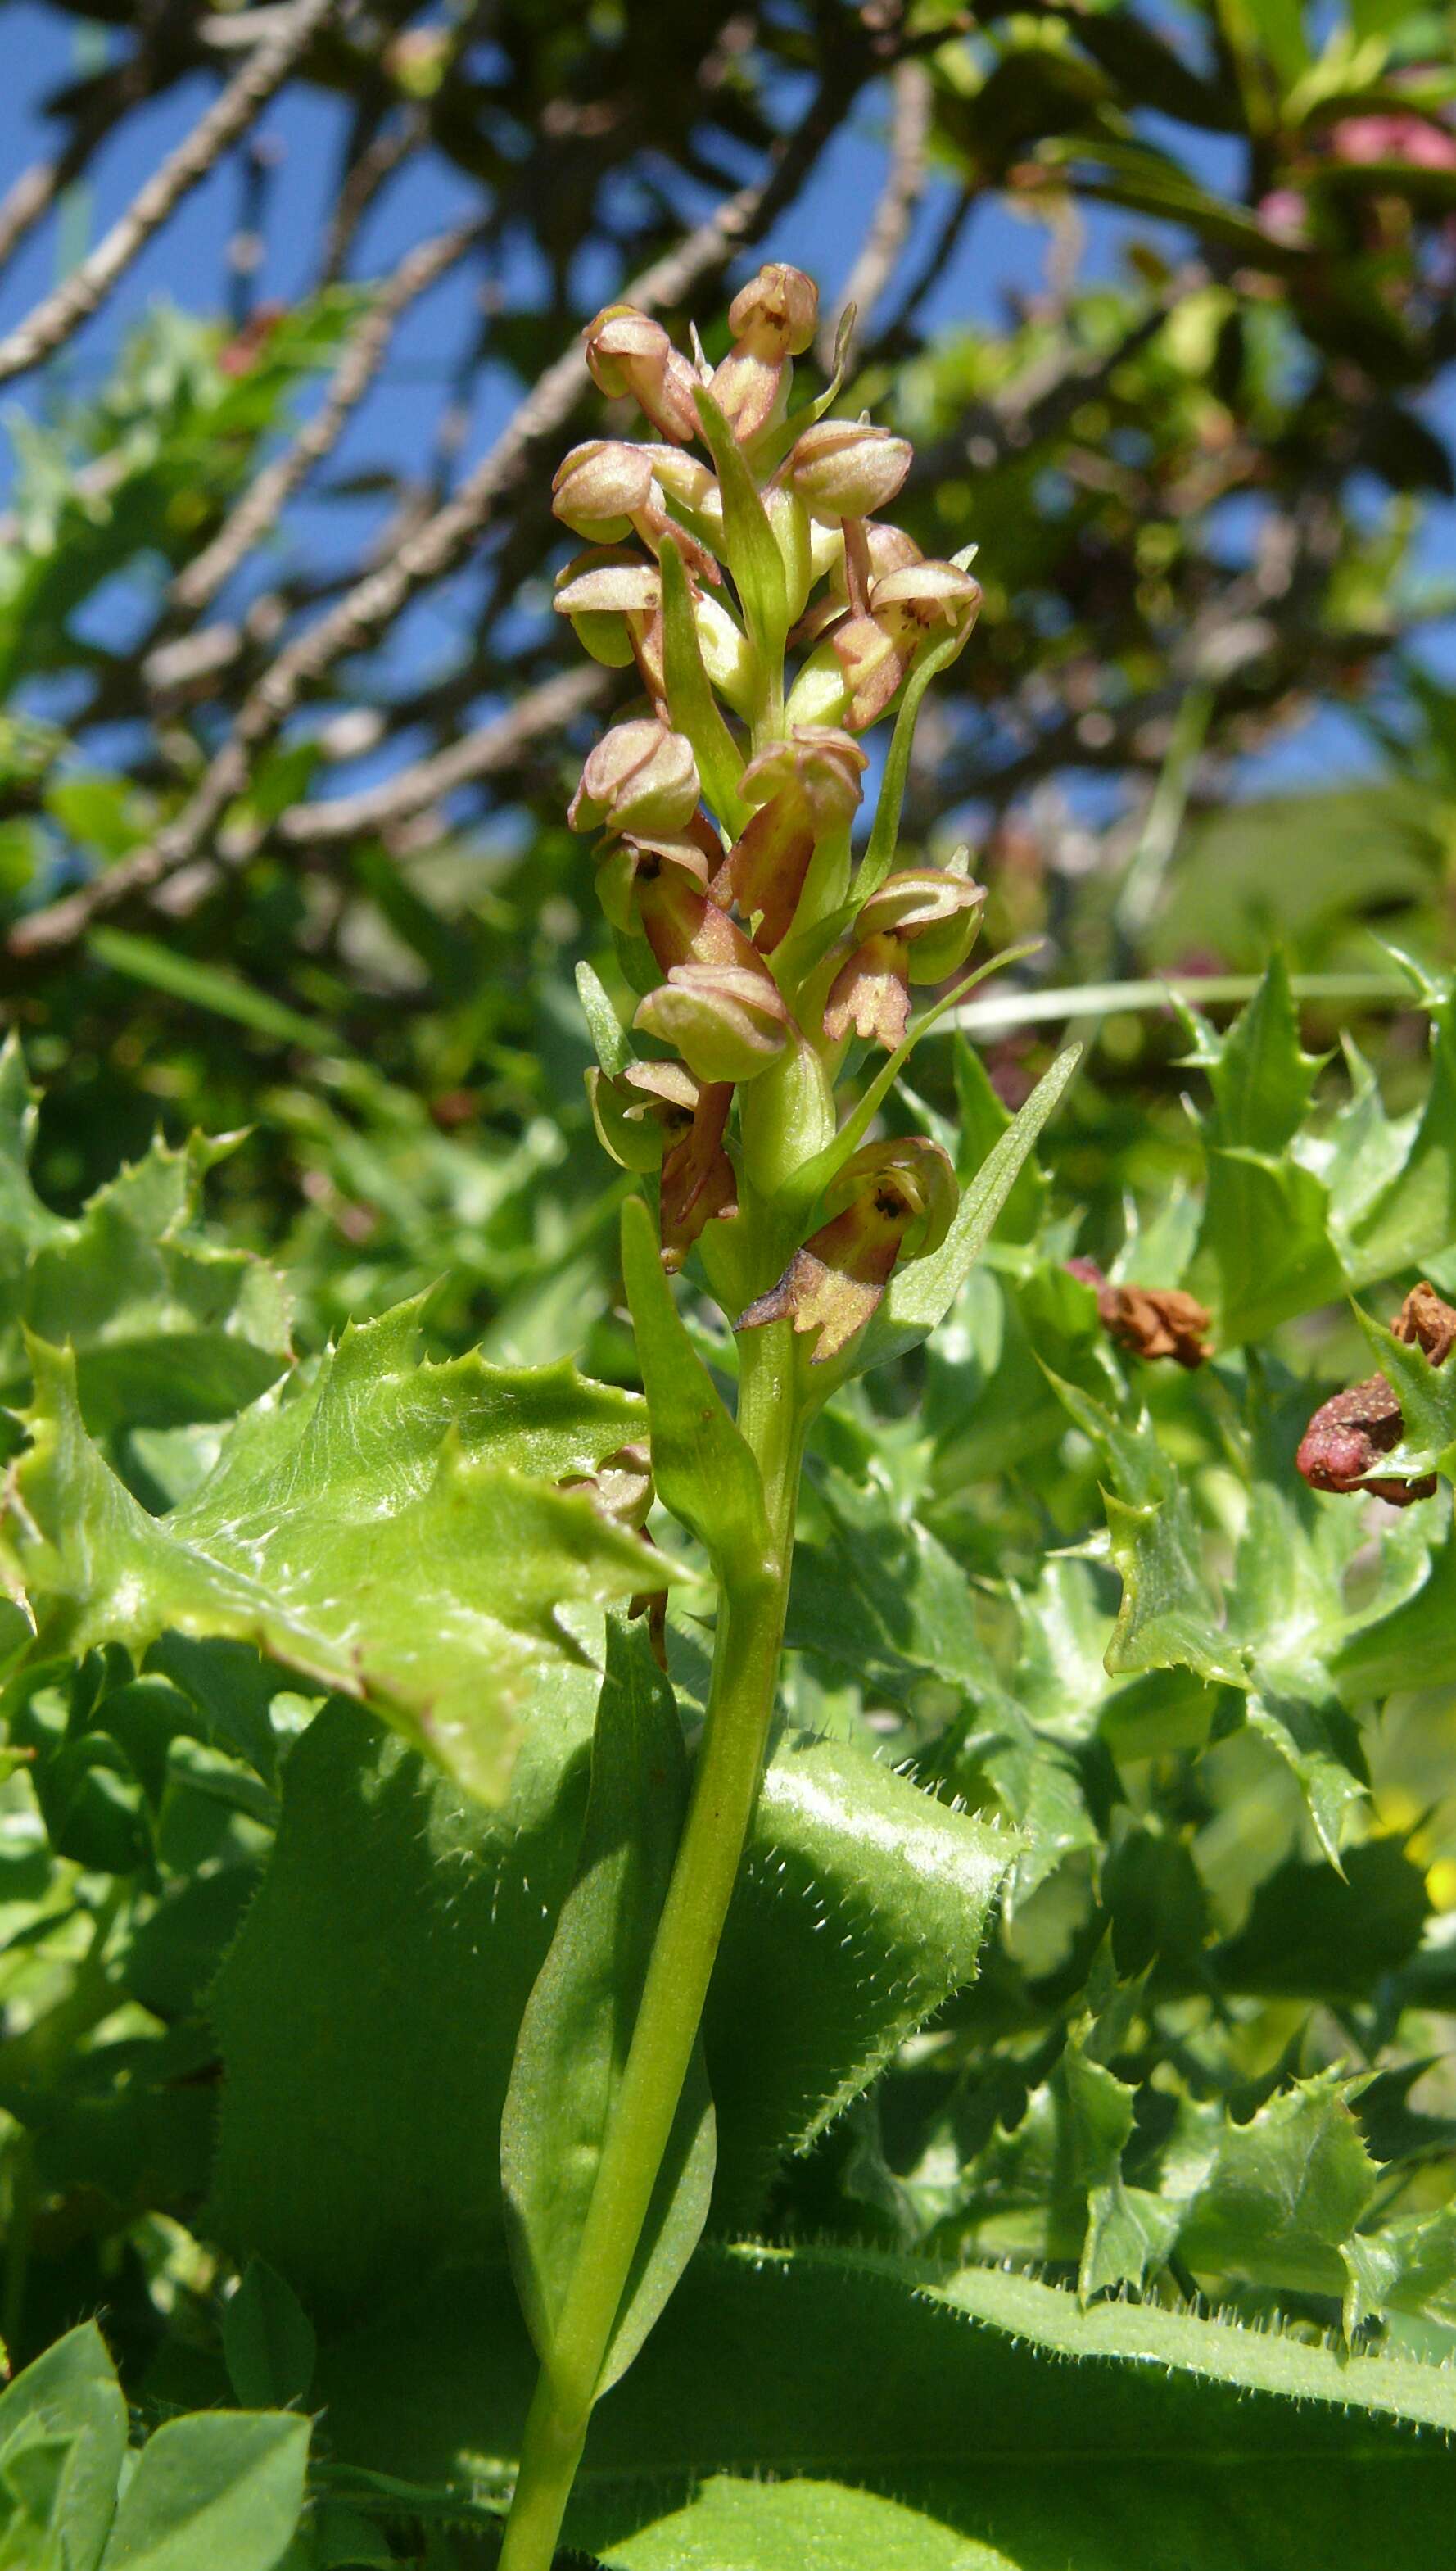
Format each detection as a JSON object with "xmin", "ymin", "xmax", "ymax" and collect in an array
[{"xmin": 4, "ymin": 1, "xmax": 1456, "ymax": 2563}]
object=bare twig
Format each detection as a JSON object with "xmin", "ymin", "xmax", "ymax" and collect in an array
[
  {"xmin": 0, "ymin": 0, "xmax": 340, "ymax": 388},
  {"xmin": 278, "ymin": 664, "xmax": 608, "ymax": 842},
  {"xmin": 10, "ymin": 81, "xmax": 849, "ymax": 959},
  {"xmin": 319, "ymin": 103, "xmax": 427, "ymax": 285},
  {"xmin": 818, "ymin": 58, "xmax": 932, "ymax": 368},
  {"xmin": 173, "ymin": 217, "xmax": 484, "ymax": 612}
]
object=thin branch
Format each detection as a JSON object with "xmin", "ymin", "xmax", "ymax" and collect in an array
[
  {"xmin": 0, "ymin": 0, "xmax": 340, "ymax": 388},
  {"xmin": 278, "ymin": 664, "xmax": 608, "ymax": 842},
  {"xmin": 817, "ymin": 58, "xmax": 932, "ymax": 368},
  {"xmin": 10, "ymin": 76, "xmax": 852, "ymax": 960},
  {"xmin": 319, "ymin": 101, "xmax": 427, "ymax": 285},
  {"xmin": 173, "ymin": 217, "xmax": 484, "ymax": 613}
]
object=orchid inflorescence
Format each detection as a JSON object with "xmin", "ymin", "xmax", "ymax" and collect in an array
[{"xmin": 556, "ymin": 261, "xmax": 988, "ymax": 1370}]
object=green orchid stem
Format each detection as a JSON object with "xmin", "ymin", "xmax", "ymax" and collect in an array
[{"xmin": 499, "ymin": 1323, "xmax": 805, "ymax": 2571}]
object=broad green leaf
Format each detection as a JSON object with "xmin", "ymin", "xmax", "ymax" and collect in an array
[
  {"xmin": 593, "ymin": 2476, "xmax": 1015, "ymax": 2569},
  {"xmin": 208, "ymin": 1690, "xmax": 598, "ymax": 2320},
  {"xmin": 0, "ymin": 2322, "xmax": 125, "ymax": 2571},
  {"xmin": 223, "ymin": 2263, "xmax": 317, "ymax": 2412},
  {"xmin": 212, "ymin": 1700, "xmax": 1011, "ymax": 2305},
  {"xmin": 98, "ymin": 2411, "xmax": 309, "ymax": 2571},
  {"xmin": 312, "ymin": 2240, "xmax": 1456, "ymax": 2565},
  {"xmin": 620, "ymin": 1196, "xmax": 774, "ymax": 1587},
  {"xmin": 501, "ymin": 1619, "xmax": 715, "ymax": 2395},
  {"xmin": 853, "ymin": 1047, "xmax": 1082, "ymax": 1373},
  {"xmin": 658, "ymin": 538, "xmax": 748, "ymax": 833},
  {"xmin": 692, "ymin": 385, "xmax": 788, "ymax": 668},
  {"xmin": 3, "ymin": 1310, "xmax": 667, "ymax": 1806}
]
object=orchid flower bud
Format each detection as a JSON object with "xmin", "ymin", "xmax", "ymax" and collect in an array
[
  {"xmin": 788, "ymin": 418, "xmax": 913, "ymax": 523},
  {"xmin": 856, "ymin": 862, "xmax": 987, "ymax": 983},
  {"xmin": 595, "ymin": 834, "xmax": 712, "ymax": 944},
  {"xmin": 651, "ymin": 448, "xmax": 724, "ymax": 549},
  {"xmin": 869, "ymin": 559, "xmax": 983, "ymax": 659},
  {"xmin": 692, "ymin": 589, "xmax": 757, "ymax": 715},
  {"xmin": 584, "ymin": 304, "xmax": 702, "ymax": 443},
  {"xmin": 553, "ymin": 549, "xmax": 660, "ymax": 671},
  {"xmin": 587, "ymin": 1057, "xmax": 699, "ymax": 1173},
  {"xmin": 660, "ymin": 1079, "xmax": 737, "ymax": 1273},
  {"xmin": 635, "ymin": 959, "xmax": 790, "ymax": 1084},
  {"xmin": 552, "ymin": 438, "xmax": 656, "ymax": 541},
  {"xmin": 711, "ymin": 262, "xmax": 819, "ymax": 443},
  {"xmin": 736, "ymin": 1137, "xmax": 956, "ymax": 1362},
  {"xmin": 568, "ymin": 719, "xmax": 699, "ymax": 836},
  {"xmin": 720, "ymin": 726, "xmax": 868, "ymax": 950}
]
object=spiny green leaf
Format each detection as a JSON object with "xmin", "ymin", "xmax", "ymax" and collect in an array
[
  {"xmin": 311, "ymin": 2240, "xmax": 1456, "ymax": 2566},
  {"xmin": 1351, "ymin": 1298, "xmax": 1456, "ymax": 1479},
  {"xmin": 4, "ymin": 1308, "xmax": 667, "ymax": 1807},
  {"xmin": 1184, "ymin": 952, "xmax": 1324, "ymax": 1153},
  {"xmin": 502, "ymin": 1618, "xmax": 715, "ymax": 2396},
  {"xmin": 1170, "ymin": 2071, "xmax": 1381, "ymax": 2300},
  {"xmin": 705, "ymin": 1731, "xmax": 1015, "ymax": 2222},
  {"xmin": 1345, "ymin": 2200, "xmax": 1456, "ymax": 2336}
]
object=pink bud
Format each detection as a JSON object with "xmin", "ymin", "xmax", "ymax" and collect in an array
[
  {"xmin": 726, "ymin": 264, "xmax": 819, "ymax": 355},
  {"xmin": 552, "ymin": 439, "xmax": 657, "ymax": 541},
  {"xmin": 567, "ymin": 719, "xmax": 700, "ymax": 835},
  {"xmin": 789, "ymin": 418, "xmax": 913, "ymax": 523},
  {"xmin": 634, "ymin": 959, "xmax": 789, "ymax": 1084},
  {"xmin": 584, "ymin": 305, "xmax": 702, "ymax": 443}
]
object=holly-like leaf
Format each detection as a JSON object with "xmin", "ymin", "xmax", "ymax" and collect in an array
[
  {"xmin": 501, "ymin": 1619, "xmax": 716, "ymax": 2396},
  {"xmin": 1341, "ymin": 984, "xmax": 1456, "ymax": 1288},
  {"xmin": 1169, "ymin": 2072, "xmax": 1381, "ymax": 2300},
  {"xmin": 2, "ymin": 1307, "xmax": 668, "ymax": 1806}
]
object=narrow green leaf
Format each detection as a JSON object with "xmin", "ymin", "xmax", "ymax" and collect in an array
[
  {"xmin": 575, "ymin": 962, "xmax": 632, "ymax": 1078},
  {"xmin": 502, "ymin": 1618, "xmax": 715, "ymax": 2396},
  {"xmin": 86, "ymin": 930, "xmax": 336, "ymax": 1055},
  {"xmin": 658, "ymin": 539, "xmax": 748, "ymax": 835},
  {"xmin": 692, "ymin": 384, "xmax": 788, "ymax": 668},
  {"xmin": 224, "ymin": 2262, "xmax": 317, "ymax": 2411},
  {"xmin": 858, "ymin": 625, "xmax": 979, "ymax": 904},
  {"xmin": 98, "ymin": 2411, "xmax": 310, "ymax": 2571},
  {"xmin": 850, "ymin": 1045, "xmax": 1081, "ymax": 1374},
  {"xmin": 620, "ymin": 1196, "xmax": 774, "ymax": 1585}
]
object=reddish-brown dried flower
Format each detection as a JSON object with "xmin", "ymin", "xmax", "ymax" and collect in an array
[
  {"xmin": 1295, "ymin": 1281, "xmax": 1456, "ymax": 1506},
  {"xmin": 1067, "ymin": 1259, "xmax": 1213, "ymax": 1369}
]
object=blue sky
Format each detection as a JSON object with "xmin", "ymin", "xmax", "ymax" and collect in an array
[{"xmin": 2, "ymin": 2, "xmax": 1454, "ymax": 810}]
